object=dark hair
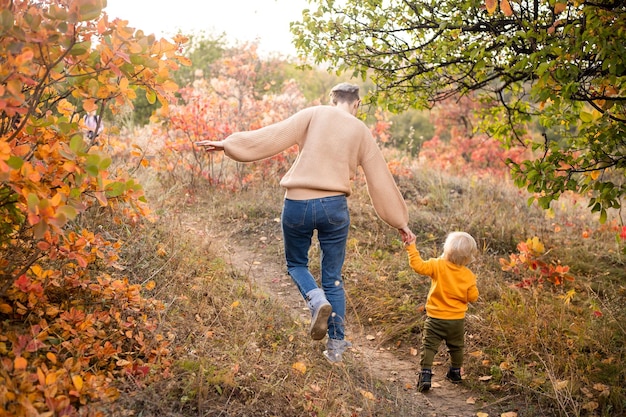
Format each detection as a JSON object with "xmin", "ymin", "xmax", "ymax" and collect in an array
[{"xmin": 329, "ymin": 82, "xmax": 360, "ymax": 104}]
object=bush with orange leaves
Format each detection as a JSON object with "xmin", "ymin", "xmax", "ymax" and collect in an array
[{"xmin": 0, "ymin": 1, "xmax": 188, "ymax": 415}]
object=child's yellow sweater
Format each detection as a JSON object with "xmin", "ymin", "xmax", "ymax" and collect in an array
[{"xmin": 406, "ymin": 243, "xmax": 478, "ymax": 320}]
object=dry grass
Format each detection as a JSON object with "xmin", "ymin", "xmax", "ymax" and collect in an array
[{"xmin": 105, "ymin": 153, "xmax": 624, "ymax": 417}]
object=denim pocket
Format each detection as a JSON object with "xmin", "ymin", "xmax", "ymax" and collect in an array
[
  {"xmin": 321, "ymin": 197, "xmax": 349, "ymax": 226},
  {"xmin": 282, "ymin": 199, "xmax": 308, "ymax": 228}
]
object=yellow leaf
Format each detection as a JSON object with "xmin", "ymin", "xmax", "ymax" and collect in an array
[
  {"xmin": 501, "ymin": 412, "xmax": 518, "ymax": 417},
  {"xmin": 231, "ymin": 301, "xmax": 240, "ymax": 308},
  {"xmin": 486, "ymin": 0, "xmax": 497, "ymax": 14},
  {"xmin": 144, "ymin": 280, "xmax": 156, "ymax": 291},
  {"xmin": 292, "ymin": 362, "xmax": 307, "ymax": 374},
  {"xmin": 526, "ymin": 236, "xmax": 545, "ymax": 255},
  {"xmin": 0, "ymin": 303, "xmax": 12, "ymax": 314},
  {"xmin": 72, "ymin": 375, "xmax": 84, "ymax": 391},
  {"xmin": 477, "ymin": 413, "xmax": 489, "ymax": 417},
  {"xmin": 161, "ymin": 80, "xmax": 179, "ymax": 93},
  {"xmin": 14, "ymin": 356, "xmax": 27, "ymax": 370},
  {"xmin": 360, "ymin": 390, "xmax": 375, "ymax": 400}
]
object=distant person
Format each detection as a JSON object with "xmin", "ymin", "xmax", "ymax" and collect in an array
[
  {"xmin": 196, "ymin": 82, "xmax": 415, "ymax": 363},
  {"xmin": 404, "ymin": 231, "xmax": 478, "ymax": 391}
]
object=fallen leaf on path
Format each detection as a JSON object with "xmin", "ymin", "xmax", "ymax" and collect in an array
[
  {"xmin": 466, "ymin": 396, "xmax": 476, "ymax": 404},
  {"xmin": 292, "ymin": 362, "xmax": 306, "ymax": 374},
  {"xmin": 469, "ymin": 350, "xmax": 483, "ymax": 357},
  {"xmin": 500, "ymin": 412, "xmax": 517, "ymax": 417},
  {"xmin": 410, "ymin": 347, "xmax": 418, "ymax": 356},
  {"xmin": 366, "ymin": 334, "xmax": 376, "ymax": 340},
  {"xmin": 476, "ymin": 413, "xmax": 489, "ymax": 417},
  {"xmin": 431, "ymin": 382, "xmax": 442, "ymax": 388},
  {"xmin": 360, "ymin": 390, "xmax": 375, "ymax": 400},
  {"xmin": 479, "ymin": 375, "xmax": 493, "ymax": 381}
]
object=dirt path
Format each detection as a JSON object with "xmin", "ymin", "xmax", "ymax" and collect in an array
[{"xmin": 195, "ymin": 222, "xmax": 504, "ymax": 417}]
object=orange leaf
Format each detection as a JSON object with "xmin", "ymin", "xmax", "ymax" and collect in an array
[
  {"xmin": 46, "ymin": 352, "xmax": 57, "ymax": 364},
  {"xmin": 486, "ymin": 0, "xmax": 497, "ymax": 14},
  {"xmin": 45, "ymin": 371, "xmax": 57, "ymax": 385},
  {"xmin": 554, "ymin": 2, "xmax": 567, "ymax": 14},
  {"xmin": 83, "ymin": 99, "xmax": 98, "ymax": 113},
  {"xmin": 501, "ymin": 0, "xmax": 513, "ymax": 16},
  {"xmin": 14, "ymin": 357, "xmax": 27, "ymax": 370}
]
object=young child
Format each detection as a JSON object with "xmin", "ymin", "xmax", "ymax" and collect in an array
[{"xmin": 404, "ymin": 231, "xmax": 479, "ymax": 392}]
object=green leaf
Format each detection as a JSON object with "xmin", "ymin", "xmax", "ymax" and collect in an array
[
  {"xmin": 99, "ymin": 156, "xmax": 112, "ymax": 170},
  {"xmin": 27, "ymin": 193, "xmax": 39, "ymax": 211},
  {"xmin": 7, "ymin": 156, "xmax": 23, "ymax": 170},
  {"xmin": 579, "ymin": 111, "xmax": 593, "ymax": 123},
  {"xmin": 0, "ymin": 9, "xmax": 14, "ymax": 32},
  {"xmin": 146, "ymin": 89, "xmax": 156, "ymax": 105},
  {"xmin": 57, "ymin": 205, "xmax": 78, "ymax": 221},
  {"xmin": 70, "ymin": 134, "xmax": 84, "ymax": 153},
  {"xmin": 78, "ymin": 1, "xmax": 104, "ymax": 22},
  {"xmin": 105, "ymin": 182, "xmax": 126, "ymax": 198}
]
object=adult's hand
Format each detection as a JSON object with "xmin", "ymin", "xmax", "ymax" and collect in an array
[
  {"xmin": 398, "ymin": 226, "xmax": 415, "ymax": 245},
  {"xmin": 195, "ymin": 140, "xmax": 225, "ymax": 152}
]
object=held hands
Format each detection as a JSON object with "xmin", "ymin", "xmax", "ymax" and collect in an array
[
  {"xmin": 194, "ymin": 140, "xmax": 225, "ymax": 152},
  {"xmin": 398, "ymin": 226, "xmax": 416, "ymax": 246}
]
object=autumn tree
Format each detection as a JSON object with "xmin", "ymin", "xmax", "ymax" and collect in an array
[
  {"xmin": 0, "ymin": 0, "xmax": 187, "ymax": 414},
  {"xmin": 291, "ymin": 0, "xmax": 626, "ymax": 221},
  {"xmin": 420, "ymin": 95, "xmax": 528, "ymax": 177},
  {"xmin": 153, "ymin": 44, "xmax": 307, "ymax": 190}
]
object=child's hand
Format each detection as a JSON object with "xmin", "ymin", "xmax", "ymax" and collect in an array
[{"xmin": 399, "ymin": 226, "xmax": 416, "ymax": 245}]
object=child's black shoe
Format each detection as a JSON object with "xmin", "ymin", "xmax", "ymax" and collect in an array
[
  {"xmin": 418, "ymin": 369, "xmax": 432, "ymax": 392},
  {"xmin": 446, "ymin": 367, "xmax": 462, "ymax": 383}
]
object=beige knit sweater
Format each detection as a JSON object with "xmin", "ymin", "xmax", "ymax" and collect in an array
[{"xmin": 223, "ymin": 105, "xmax": 409, "ymax": 230}]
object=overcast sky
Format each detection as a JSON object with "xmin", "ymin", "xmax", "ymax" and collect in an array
[{"xmin": 104, "ymin": 0, "xmax": 311, "ymax": 56}]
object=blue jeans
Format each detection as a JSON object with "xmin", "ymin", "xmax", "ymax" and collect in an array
[{"xmin": 281, "ymin": 195, "xmax": 350, "ymax": 340}]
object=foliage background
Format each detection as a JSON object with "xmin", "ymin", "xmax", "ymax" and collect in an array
[{"xmin": 0, "ymin": 1, "xmax": 624, "ymax": 416}]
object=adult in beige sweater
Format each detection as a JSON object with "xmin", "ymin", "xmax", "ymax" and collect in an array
[{"xmin": 196, "ymin": 83, "xmax": 414, "ymax": 362}]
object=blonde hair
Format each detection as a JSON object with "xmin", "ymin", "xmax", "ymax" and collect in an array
[{"xmin": 442, "ymin": 232, "xmax": 477, "ymax": 266}]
